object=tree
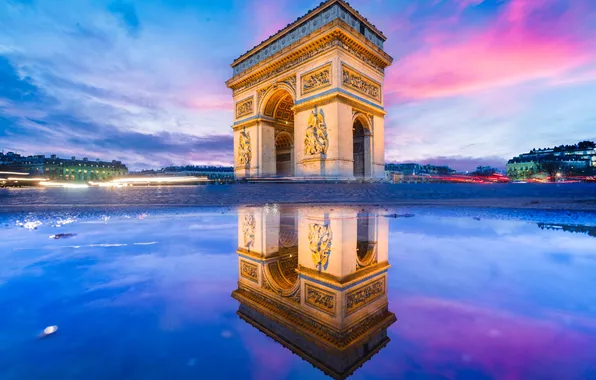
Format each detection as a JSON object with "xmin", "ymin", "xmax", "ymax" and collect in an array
[
  {"xmin": 539, "ymin": 161, "xmax": 561, "ymax": 181},
  {"xmin": 578, "ymin": 140, "xmax": 595, "ymax": 150}
]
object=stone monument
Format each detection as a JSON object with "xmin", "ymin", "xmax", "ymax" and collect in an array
[{"xmin": 226, "ymin": 0, "xmax": 393, "ymax": 180}]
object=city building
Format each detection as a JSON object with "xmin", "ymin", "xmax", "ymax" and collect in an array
[
  {"xmin": 0, "ymin": 152, "xmax": 128, "ymax": 181},
  {"xmin": 507, "ymin": 141, "xmax": 596, "ymax": 180},
  {"xmin": 228, "ymin": 0, "xmax": 393, "ymax": 180}
]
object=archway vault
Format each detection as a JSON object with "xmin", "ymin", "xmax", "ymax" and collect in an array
[
  {"xmin": 262, "ymin": 253, "xmax": 300, "ymax": 301},
  {"xmin": 261, "ymin": 84, "xmax": 296, "ymax": 119},
  {"xmin": 352, "ymin": 112, "xmax": 373, "ymax": 179}
]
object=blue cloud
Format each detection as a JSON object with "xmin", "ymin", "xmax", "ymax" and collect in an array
[{"xmin": 108, "ymin": 1, "xmax": 141, "ymax": 36}]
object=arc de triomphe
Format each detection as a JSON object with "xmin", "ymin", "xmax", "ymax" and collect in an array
[{"xmin": 226, "ymin": 0, "xmax": 393, "ymax": 180}]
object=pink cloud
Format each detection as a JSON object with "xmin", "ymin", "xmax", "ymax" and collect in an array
[
  {"xmin": 364, "ymin": 296, "xmax": 596, "ymax": 379},
  {"xmin": 387, "ymin": 0, "xmax": 596, "ymax": 99},
  {"xmin": 249, "ymin": 0, "xmax": 294, "ymax": 48},
  {"xmin": 185, "ymin": 95, "xmax": 232, "ymax": 111},
  {"xmin": 236, "ymin": 322, "xmax": 295, "ymax": 380}
]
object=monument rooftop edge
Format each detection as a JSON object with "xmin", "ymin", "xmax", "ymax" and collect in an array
[{"xmin": 229, "ymin": 0, "xmax": 390, "ymax": 79}]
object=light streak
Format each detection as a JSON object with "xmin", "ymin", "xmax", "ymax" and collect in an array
[
  {"xmin": 0, "ymin": 171, "xmax": 30, "ymax": 176},
  {"xmin": 40, "ymin": 181, "xmax": 89, "ymax": 188},
  {"xmin": 110, "ymin": 176, "xmax": 208, "ymax": 184},
  {"xmin": 88, "ymin": 181, "xmax": 127, "ymax": 187},
  {"xmin": 6, "ymin": 177, "xmax": 48, "ymax": 181}
]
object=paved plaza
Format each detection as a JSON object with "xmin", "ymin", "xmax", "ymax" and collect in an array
[{"xmin": 1, "ymin": 183, "xmax": 595, "ymax": 211}]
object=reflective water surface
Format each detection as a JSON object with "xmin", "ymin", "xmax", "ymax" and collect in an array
[{"xmin": 0, "ymin": 205, "xmax": 595, "ymax": 379}]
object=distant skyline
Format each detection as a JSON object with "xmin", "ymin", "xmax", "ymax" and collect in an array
[{"xmin": 1, "ymin": 0, "xmax": 596, "ymax": 172}]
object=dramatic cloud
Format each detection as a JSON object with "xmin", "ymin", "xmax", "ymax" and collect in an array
[
  {"xmin": 1, "ymin": 0, "xmax": 595, "ymax": 170},
  {"xmin": 388, "ymin": 0, "xmax": 595, "ymax": 99}
]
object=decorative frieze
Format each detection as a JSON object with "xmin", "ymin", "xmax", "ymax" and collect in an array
[
  {"xmin": 346, "ymin": 276, "xmax": 385, "ymax": 316},
  {"xmin": 236, "ymin": 96, "xmax": 254, "ymax": 119},
  {"xmin": 234, "ymin": 37, "xmax": 339, "ymax": 95},
  {"xmin": 308, "ymin": 221, "xmax": 332, "ymax": 270},
  {"xmin": 342, "ymin": 64, "xmax": 381, "ymax": 102},
  {"xmin": 240, "ymin": 260, "xmax": 258, "ymax": 283},
  {"xmin": 305, "ymin": 283, "xmax": 336, "ymax": 316},
  {"xmin": 304, "ymin": 106, "xmax": 329, "ymax": 156},
  {"xmin": 301, "ymin": 63, "xmax": 332, "ymax": 95}
]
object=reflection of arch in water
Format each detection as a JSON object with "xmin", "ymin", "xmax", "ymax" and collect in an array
[
  {"xmin": 357, "ymin": 242, "xmax": 377, "ymax": 268},
  {"xmin": 356, "ymin": 212, "xmax": 377, "ymax": 269},
  {"xmin": 233, "ymin": 205, "xmax": 394, "ymax": 379},
  {"xmin": 263, "ymin": 253, "xmax": 299, "ymax": 299},
  {"xmin": 279, "ymin": 210, "xmax": 298, "ymax": 248}
]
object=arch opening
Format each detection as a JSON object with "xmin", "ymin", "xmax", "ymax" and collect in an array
[
  {"xmin": 356, "ymin": 212, "xmax": 377, "ymax": 269},
  {"xmin": 263, "ymin": 89, "xmax": 295, "ymax": 177},
  {"xmin": 264, "ymin": 208, "xmax": 299, "ymax": 297},
  {"xmin": 353, "ymin": 119, "xmax": 366, "ymax": 178}
]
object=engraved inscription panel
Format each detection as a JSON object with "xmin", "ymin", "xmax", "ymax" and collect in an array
[
  {"xmin": 305, "ymin": 283, "xmax": 336, "ymax": 316},
  {"xmin": 342, "ymin": 64, "xmax": 381, "ymax": 102},
  {"xmin": 236, "ymin": 96, "xmax": 254, "ymax": 119},
  {"xmin": 240, "ymin": 260, "xmax": 258, "ymax": 283},
  {"xmin": 301, "ymin": 63, "xmax": 332, "ymax": 95},
  {"xmin": 346, "ymin": 276, "xmax": 385, "ymax": 316}
]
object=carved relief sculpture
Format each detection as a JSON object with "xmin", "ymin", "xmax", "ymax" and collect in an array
[
  {"xmin": 309, "ymin": 223, "xmax": 332, "ymax": 270},
  {"xmin": 304, "ymin": 107, "xmax": 328, "ymax": 156},
  {"xmin": 238, "ymin": 130, "xmax": 251, "ymax": 166},
  {"xmin": 243, "ymin": 213, "xmax": 256, "ymax": 249},
  {"xmin": 301, "ymin": 64, "xmax": 331, "ymax": 95},
  {"xmin": 240, "ymin": 260, "xmax": 258, "ymax": 283},
  {"xmin": 342, "ymin": 64, "xmax": 381, "ymax": 102},
  {"xmin": 283, "ymin": 75, "xmax": 297, "ymax": 91},
  {"xmin": 256, "ymin": 87, "xmax": 270, "ymax": 107},
  {"xmin": 236, "ymin": 96, "xmax": 254, "ymax": 119},
  {"xmin": 346, "ymin": 277, "xmax": 385, "ymax": 315},
  {"xmin": 305, "ymin": 283, "xmax": 336, "ymax": 316}
]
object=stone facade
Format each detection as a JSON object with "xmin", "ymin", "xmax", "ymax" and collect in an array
[
  {"xmin": 227, "ymin": 0, "xmax": 393, "ymax": 180},
  {"xmin": 0, "ymin": 153, "xmax": 128, "ymax": 181}
]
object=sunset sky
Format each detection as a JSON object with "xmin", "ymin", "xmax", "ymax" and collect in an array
[{"xmin": 1, "ymin": 0, "xmax": 595, "ymax": 171}]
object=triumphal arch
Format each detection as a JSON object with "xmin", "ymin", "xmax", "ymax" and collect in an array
[{"xmin": 226, "ymin": 0, "xmax": 393, "ymax": 179}]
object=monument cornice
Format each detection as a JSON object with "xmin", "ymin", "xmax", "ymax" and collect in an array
[
  {"xmin": 236, "ymin": 306, "xmax": 394, "ymax": 380},
  {"xmin": 231, "ymin": 0, "xmax": 388, "ymax": 77},
  {"xmin": 231, "ymin": 115, "xmax": 298, "ymax": 131},
  {"xmin": 227, "ymin": 22, "xmax": 393, "ymax": 94},
  {"xmin": 297, "ymin": 261, "xmax": 390, "ymax": 288},
  {"xmin": 293, "ymin": 88, "xmax": 386, "ymax": 117},
  {"xmin": 232, "ymin": 285, "xmax": 396, "ymax": 349}
]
